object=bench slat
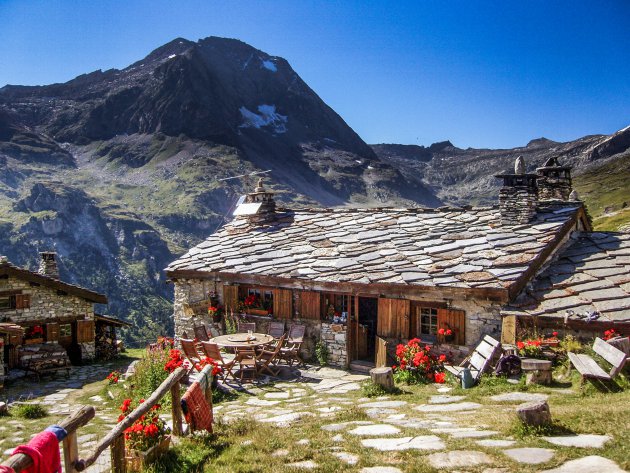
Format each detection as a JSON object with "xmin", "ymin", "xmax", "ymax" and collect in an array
[
  {"xmin": 593, "ymin": 338, "xmax": 627, "ymax": 376},
  {"xmin": 568, "ymin": 352, "xmax": 611, "ymax": 380}
]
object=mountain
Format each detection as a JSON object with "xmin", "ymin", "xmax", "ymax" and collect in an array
[
  {"xmin": 0, "ymin": 36, "xmax": 438, "ymax": 345},
  {"xmin": 372, "ymin": 125, "xmax": 630, "ymax": 230}
]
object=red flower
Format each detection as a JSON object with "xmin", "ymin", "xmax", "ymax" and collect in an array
[
  {"xmin": 434, "ymin": 372, "xmax": 446, "ymax": 384},
  {"xmin": 438, "ymin": 328, "xmax": 445, "ymax": 336},
  {"xmin": 552, "ymin": 331, "xmax": 558, "ymax": 337},
  {"xmin": 516, "ymin": 341, "xmax": 525, "ymax": 350},
  {"xmin": 439, "ymin": 354, "xmax": 447, "ymax": 362},
  {"xmin": 121, "ymin": 399, "xmax": 132, "ymax": 413}
]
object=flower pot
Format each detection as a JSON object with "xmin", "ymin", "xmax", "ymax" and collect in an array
[
  {"xmin": 444, "ymin": 334, "xmax": 455, "ymax": 343},
  {"xmin": 126, "ymin": 435, "xmax": 171, "ymax": 472},
  {"xmin": 247, "ymin": 309, "xmax": 270, "ymax": 316},
  {"xmin": 541, "ymin": 340, "xmax": 559, "ymax": 347},
  {"xmin": 24, "ymin": 338, "xmax": 43, "ymax": 345}
]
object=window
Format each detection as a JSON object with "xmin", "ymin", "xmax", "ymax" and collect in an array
[
  {"xmin": 0, "ymin": 294, "xmax": 30, "ymax": 310},
  {"xmin": 59, "ymin": 324, "xmax": 72, "ymax": 338},
  {"xmin": 244, "ymin": 287, "xmax": 274, "ymax": 310},
  {"xmin": 420, "ymin": 307, "xmax": 438, "ymax": 335},
  {"xmin": 322, "ymin": 293, "xmax": 354, "ymax": 322},
  {"xmin": 0, "ymin": 295, "xmax": 11, "ymax": 310}
]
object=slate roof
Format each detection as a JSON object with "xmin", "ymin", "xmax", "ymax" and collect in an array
[
  {"xmin": 0, "ymin": 260, "xmax": 108, "ymax": 304},
  {"xmin": 166, "ymin": 202, "xmax": 585, "ymax": 300},
  {"xmin": 502, "ymin": 232, "xmax": 630, "ymax": 322}
]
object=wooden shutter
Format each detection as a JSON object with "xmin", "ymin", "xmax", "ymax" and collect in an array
[
  {"xmin": 437, "ymin": 309, "xmax": 466, "ymax": 345},
  {"xmin": 45, "ymin": 323, "xmax": 59, "ymax": 342},
  {"xmin": 222, "ymin": 285, "xmax": 239, "ymax": 313},
  {"xmin": 501, "ymin": 315, "xmax": 516, "ymax": 345},
  {"xmin": 273, "ymin": 289, "xmax": 293, "ymax": 319},
  {"xmin": 299, "ymin": 291, "xmax": 321, "ymax": 320},
  {"xmin": 377, "ymin": 298, "xmax": 410, "ymax": 339},
  {"xmin": 375, "ymin": 336, "xmax": 388, "ymax": 367},
  {"xmin": 15, "ymin": 294, "xmax": 30, "ymax": 309},
  {"xmin": 76, "ymin": 320, "xmax": 95, "ymax": 343}
]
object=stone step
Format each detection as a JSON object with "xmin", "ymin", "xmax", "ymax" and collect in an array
[{"xmin": 350, "ymin": 360, "xmax": 375, "ymax": 374}]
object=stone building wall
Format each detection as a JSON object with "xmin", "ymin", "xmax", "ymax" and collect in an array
[
  {"xmin": 320, "ymin": 323, "xmax": 347, "ymax": 367},
  {"xmin": 0, "ymin": 276, "xmax": 96, "ymax": 361}
]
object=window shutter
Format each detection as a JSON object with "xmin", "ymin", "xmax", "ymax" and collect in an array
[
  {"xmin": 501, "ymin": 315, "xmax": 516, "ymax": 345},
  {"xmin": 377, "ymin": 298, "xmax": 410, "ymax": 338},
  {"xmin": 45, "ymin": 323, "xmax": 59, "ymax": 342},
  {"xmin": 299, "ymin": 291, "xmax": 321, "ymax": 320},
  {"xmin": 222, "ymin": 285, "xmax": 239, "ymax": 313},
  {"xmin": 15, "ymin": 294, "xmax": 30, "ymax": 309},
  {"xmin": 273, "ymin": 289, "xmax": 293, "ymax": 319},
  {"xmin": 437, "ymin": 309, "xmax": 465, "ymax": 345},
  {"xmin": 76, "ymin": 320, "xmax": 95, "ymax": 343}
]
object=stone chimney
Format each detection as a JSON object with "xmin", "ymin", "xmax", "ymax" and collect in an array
[
  {"xmin": 536, "ymin": 156, "xmax": 573, "ymax": 201},
  {"xmin": 495, "ymin": 156, "xmax": 538, "ymax": 225},
  {"xmin": 244, "ymin": 178, "xmax": 276, "ymax": 225},
  {"xmin": 38, "ymin": 252, "xmax": 60, "ymax": 279}
]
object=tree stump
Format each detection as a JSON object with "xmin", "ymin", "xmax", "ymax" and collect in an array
[
  {"xmin": 521, "ymin": 358, "xmax": 553, "ymax": 385},
  {"xmin": 370, "ymin": 367, "xmax": 394, "ymax": 391},
  {"xmin": 517, "ymin": 400, "xmax": 551, "ymax": 427}
]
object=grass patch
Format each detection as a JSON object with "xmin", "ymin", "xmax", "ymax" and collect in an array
[
  {"xmin": 13, "ymin": 403, "xmax": 48, "ymax": 419},
  {"xmin": 361, "ymin": 380, "xmax": 402, "ymax": 397}
]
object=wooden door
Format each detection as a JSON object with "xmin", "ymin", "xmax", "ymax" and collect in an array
[
  {"xmin": 377, "ymin": 298, "xmax": 410, "ymax": 339},
  {"xmin": 300, "ymin": 291, "xmax": 321, "ymax": 320},
  {"xmin": 75, "ymin": 320, "xmax": 95, "ymax": 343},
  {"xmin": 347, "ymin": 295, "xmax": 359, "ymax": 362},
  {"xmin": 375, "ymin": 336, "xmax": 388, "ymax": 367},
  {"xmin": 222, "ymin": 285, "xmax": 239, "ymax": 313},
  {"xmin": 273, "ymin": 289, "xmax": 293, "ymax": 319},
  {"xmin": 437, "ymin": 309, "xmax": 466, "ymax": 345}
]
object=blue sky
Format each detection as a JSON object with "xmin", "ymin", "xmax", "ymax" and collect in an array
[{"xmin": 1, "ymin": 1, "xmax": 628, "ymax": 148}]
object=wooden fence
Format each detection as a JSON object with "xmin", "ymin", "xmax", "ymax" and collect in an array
[{"xmin": 0, "ymin": 365, "xmax": 213, "ymax": 473}]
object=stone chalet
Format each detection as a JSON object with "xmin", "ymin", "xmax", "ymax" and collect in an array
[
  {"xmin": 0, "ymin": 252, "xmax": 122, "ymax": 382},
  {"xmin": 166, "ymin": 157, "xmax": 629, "ymax": 367}
]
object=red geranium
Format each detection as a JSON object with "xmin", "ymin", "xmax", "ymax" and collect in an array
[
  {"xmin": 195, "ymin": 357, "xmax": 223, "ymax": 377},
  {"xmin": 393, "ymin": 339, "xmax": 446, "ymax": 384},
  {"xmin": 119, "ymin": 398, "xmax": 169, "ymax": 451},
  {"xmin": 164, "ymin": 349, "xmax": 184, "ymax": 373},
  {"xmin": 604, "ymin": 329, "xmax": 619, "ymax": 341}
]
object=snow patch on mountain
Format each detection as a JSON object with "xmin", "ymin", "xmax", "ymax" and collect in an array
[
  {"xmin": 261, "ymin": 59, "xmax": 277, "ymax": 72},
  {"xmin": 239, "ymin": 105, "xmax": 287, "ymax": 133}
]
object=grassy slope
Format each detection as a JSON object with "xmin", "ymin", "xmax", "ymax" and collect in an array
[{"xmin": 574, "ymin": 153, "xmax": 630, "ymax": 231}]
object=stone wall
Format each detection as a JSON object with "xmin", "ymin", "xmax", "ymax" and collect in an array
[
  {"xmin": 320, "ymin": 323, "xmax": 347, "ymax": 367},
  {"xmin": 0, "ymin": 276, "xmax": 96, "ymax": 361}
]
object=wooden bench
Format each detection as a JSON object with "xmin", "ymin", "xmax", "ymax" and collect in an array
[
  {"xmin": 568, "ymin": 337, "xmax": 627, "ymax": 381},
  {"xmin": 19, "ymin": 344, "xmax": 71, "ymax": 380},
  {"xmin": 444, "ymin": 334, "xmax": 502, "ymax": 385}
]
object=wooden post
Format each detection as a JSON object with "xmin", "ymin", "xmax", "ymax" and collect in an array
[
  {"xmin": 171, "ymin": 381, "xmax": 183, "ymax": 436},
  {"xmin": 369, "ymin": 367, "xmax": 394, "ymax": 391},
  {"xmin": 110, "ymin": 435, "xmax": 126, "ymax": 473},
  {"xmin": 62, "ymin": 431, "xmax": 79, "ymax": 473}
]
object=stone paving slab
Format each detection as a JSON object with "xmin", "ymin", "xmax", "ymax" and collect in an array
[
  {"xmin": 431, "ymin": 427, "xmax": 499, "ymax": 439},
  {"xmin": 348, "ymin": 424, "xmax": 401, "ymax": 436},
  {"xmin": 490, "ymin": 392, "xmax": 548, "ymax": 402},
  {"xmin": 429, "ymin": 395, "xmax": 467, "ymax": 404},
  {"xmin": 321, "ymin": 421, "xmax": 374, "ymax": 432},
  {"xmin": 415, "ymin": 402, "xmax": 482, "ymax": 412},
  {"xmin": 287, "ymin": 460, "xmax": 318, "ymax": 469},
  {"xmin": 332, "ymin": 451, "xmax": 359, "ymax": 465},
  {"xmin": 540, "ymin": 455, "xmax": 626, "ymax": 473},
  {"xmin": 360, "ymin": 468, "xmax": 403, "ymax": 473},
  {"xmin": 359, "ymin": 400, "xmax": 407, "ymax": 408},
  {"xmin": 426, "ymin": 450, "xmax": 494, "ymax": 468},
  {"xmin": 503, "ymin": 447, "xmax": 554, "ymax": 464},
  {"xmin": 543, "ymin": 434, "xmax": 611, "ymax": 448},
  {"xmin": 475, "ymin": 439, "xmax": 516, "ymax": 447},
  {"xmin": 361, "ymin": 435, "xmax": 445, "ymax": 451}
]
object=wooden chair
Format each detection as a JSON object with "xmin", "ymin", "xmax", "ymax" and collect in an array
[
  {"xmin": 193, "ymin": 325, "xmax": 210, "ymax": 342},
  {"xmin": 268, "ymin": 321, "xmax": 285, "ymax": 340},
  {"xmin": 200, "ymin": 341, "xmax": 236, "ymax": 381},
  {"xmin": 238, "ymin": 322, "xmax": 256, "ymax": 333},
  {"xmin": 235, "ymin": 347, "xmax": 258, "ymax": 382},
  {"xmin": 257, "ymin": 335, "xmax": 286, "ymax": 377},
  {"xmin": 569, "ymin": 337, "xmax": 627, "ymax": 382},
  {"xmin": 180, "ymin": 338, "xmax": 203, "ymax": 369},
  {"xmin": 280, "ymin": 325, "xmax": 306, "ymax": 366},
  {"xmin": 444, "ymin": 335, "xmax": 501, "ymax": 385}
]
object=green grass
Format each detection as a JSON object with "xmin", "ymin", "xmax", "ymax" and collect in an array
[{"xmin": 13, "ymin": 403, "xmax": 49, "ymax": 419}]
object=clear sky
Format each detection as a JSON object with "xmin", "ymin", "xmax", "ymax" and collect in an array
[{"xmin": 1, "ymin": 1, "xmax": 628, "ymax": 149}]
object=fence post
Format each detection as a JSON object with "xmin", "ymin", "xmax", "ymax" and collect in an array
[
  {"xmin": 110, "ymin": 435, "xmax": 126, "ymax": 473},
  {"xmin": 62, "ymin": 431, "xmax": 79, "ymax": 473},
  {"xmin": 171, "ymin": 381, "xmax": 183, "ymax": 436}
]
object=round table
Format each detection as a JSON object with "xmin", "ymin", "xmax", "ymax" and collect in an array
[{"xmin": 209, "ymin": 333, "xmax": 274, "ymax": 349}]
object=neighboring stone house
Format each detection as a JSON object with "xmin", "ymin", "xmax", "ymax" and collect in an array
[
  {"xmin": 0, "ymin": 252, "xmax": 108, "ymax": 375},
  {"xmin": 166, "ymin": 158, "xmax": 628, "ymax": 368}
]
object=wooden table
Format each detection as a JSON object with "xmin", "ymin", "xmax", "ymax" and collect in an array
[{"xmin": 209, "ymin": 333, "xmax": 274, "ymax": 349}]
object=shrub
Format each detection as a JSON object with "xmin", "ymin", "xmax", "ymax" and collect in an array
[
  {"xmin": 315, "ymin": 341, "xmax": 329, "ymax": 366},
  {"xmin": 558, "ymin": 335, "xmax": 583, "ymax": 354},
  {"xmin": 15, "ymin": 403, "xmax": 48, "ymax": 419},
  {"xmin": 133, "ymin": 345, "xmax": 174, "ymax": 399}
]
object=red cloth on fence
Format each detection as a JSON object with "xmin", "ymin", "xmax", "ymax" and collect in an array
[
  {"xmin": 181, "ymin": 381, "xmax": 213, "ymax": 432},
  {"xmin": 0, "ymin": 465, "xmax": 16, "ymax": 473},
  {"xmin": 11, "ymin": 431, "xmax": 61, "ymax": 473}
]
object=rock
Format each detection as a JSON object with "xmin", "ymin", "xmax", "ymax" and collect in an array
[
  {"xmin": 296, "ymin": 439, "xmax": 310, "ymax": 445},
  {"xmin": 272, "ymin": 449, "xmax": 289, "ymax": 457},
  {"xmin": 543, "ymin": 434, "xmax": 611, "ymax": 449},
  {"xmin": 516, "ymin": 400, "xmax": 551, "ymax": 426},
  {"xmin": 264, "ymin": 392, "xmax": 290, "ymax": 399},
  {"xmin": 0, "ymin": 402, "xmax": 7, "ymax": 415},
  {"xmin": 348, "ymin": 424, "xmax": 401, "ymax": 436},
  {"xmin": 426, "ymin": 450, "xmax": 494, "ymax": 468},
  {"xmin": 429, "ymin": 395, "xmax": 467, "ymax": 404},
  {"xmin": 431, "ymin": 428, "xmax": 499, "ymax": 438},
  {"xmin": 358, "ymin": 400, "xmax": 407, "ymax": 409},
  {"xmin": 332, "ymin": 451, "xmax": 359, "ymax": 465},
  {"xmin": 503, "ymin": 447, "xmax": 554, "ymax": 464},
  {"xmin": 287, "ymin": 460, "xmax": 318, "ymax": 469},
  {"xmin": 361, "ymin": 435, "xmax": 445, "ymax": 451},
  {"xmin": 540, "ymin": 455, "xmax": 626, "ymax": 473}
]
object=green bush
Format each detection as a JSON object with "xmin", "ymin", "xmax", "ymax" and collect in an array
[
  {"xmin": 132, "ymin": 347, "xmax": 172, "ymax": 400},
  {"xmin": 15, "ymin": 403, "xmax": 48, "ymax": 419},
  {"xmin": 315, "ymin": 341, "xmax": 329, "ymax": 366}
]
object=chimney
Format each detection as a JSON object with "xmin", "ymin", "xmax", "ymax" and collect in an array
[
  {"xmin": 495, "ymin": 156, "xmax": 538, "ymax": 225},
  {"xmin": 243, "ymin": 178, "xmax": 276, "ymax": 225},
  {"xmin": 536, "ymin": 156, "xmax": 573, "ymax": 201},
  {"xmin": 38, "ymin": 252, "xmax": 60, "ymax": 279}
]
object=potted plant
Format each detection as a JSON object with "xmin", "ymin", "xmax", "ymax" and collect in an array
[
  {"xmin": 516, "ymin": 338, "xmax": 544, "ymax": 358},
  {"xmin": 242, "ymin": 295, "xmax": 271, "ymax": 316},
  {"xmin": 207, "ymin": 303, "xmax": 223, "ymax": 322},
  {"xmin": 24, "ymin": 325, "xmax": 44, "ymax": 344},
  {"xmin": 119, "ymin": 399, "xmax": 171, "ymax": 472},
  {"xmin": 438, "ymin": 326, "xmax": 455, "ymax": 343},
  {"xmin": 541, "ymin": 331, "xmax": 560, "ymax": 347}
]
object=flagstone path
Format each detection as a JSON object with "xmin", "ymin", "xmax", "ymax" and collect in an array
[{"xmin": 0, "ymin": 363, "xmax": 626, "ymax": 472}]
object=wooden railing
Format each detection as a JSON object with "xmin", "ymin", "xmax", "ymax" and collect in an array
[{"xmin": 1, "ymin": 365, "xmax": 194, "ymax": 473}]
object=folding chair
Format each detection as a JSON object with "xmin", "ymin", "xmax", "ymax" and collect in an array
[
  {"xmin": 235, "ymin": 347, "xmax": 258, "ymax": 382},
  {"xmin": 280, "ymin": 324, "xmax": 306, "ymax": 366},
  {"xmin": 193, "ymin": 324, "xmax": 210, "ymax": 342},
  {"xmin": 200, "ymin": 341, "xmax": 236, "ymax": 381},
  {"xmin": 268, "ymin": 321, "xmax": 285, "ymax": 340},
  {"xmin": 257, "ymin": 334, "xmax": 286, "ymax": 377},
  {"xmin": 180, "ymin": 338, "xmax": 203, "ymax": 370},
  {"xmin": 444, "ymin": 335, "xmax": 501, "ymax": 385},
  {"xmin": 238, "ymin": 322, "xmax": 256, "ymax": 333}
]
